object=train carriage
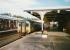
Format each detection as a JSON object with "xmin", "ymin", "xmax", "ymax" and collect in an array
[{"xmin": 0, "ymin": 14, "xmax": 17, "ymax": 34}]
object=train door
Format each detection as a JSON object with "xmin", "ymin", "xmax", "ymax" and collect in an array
[
  {"xmin": 26, "ymin": 21, "xmax": 31, "ymax": 33},
  {"xmin": 17, "ymin": 22, "xmax": 25, "ymax": 36},
  {"xmin": 17, "ymin": 21, "xmax": 31, "ymax": 36},
  {"xmin": 22, "ymin": 22, "xmax": 26, "ymax": 34}
]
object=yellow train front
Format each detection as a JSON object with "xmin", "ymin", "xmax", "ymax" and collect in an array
[{"xmin": 17, "ymin": 21, "xmax": 41, "ymax": 36}]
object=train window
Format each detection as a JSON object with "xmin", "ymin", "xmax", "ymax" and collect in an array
[
  {"xmin": 0, "ymin": 18, "xmax": 17, "ymax": 31},
  {"xmin": 26, "ymin": 23, "xmax": 29, "ymax": 26},
  {"xmin": 13, "ymin": 20, "xmax": 17, "ymax": 29},
  {"xmin": 19, "ymin": 23, "xmax": 21, "ymax": 26},
  {"xmin": 0, "ymin": 19, "xmax": 4, "ymax": 30},
  {"xmin": 0, "ymin": 19, "xmax": 2, "ymax": 30}
]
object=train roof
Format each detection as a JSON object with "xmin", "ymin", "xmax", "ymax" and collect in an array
[
  {"xmin": 0, "ymin": 11, "xmax": 40, "ymax": 22},
  {"xmin": 22, "ymin": 12, "xmax": 40, "ymax": 21},
  {"xmin": 0, "ymin": 15, "xmax": 17, "ymax": 20},
  {"xmin": 11, "ymin": 12, "xmax": 40, "ymax": 21}
]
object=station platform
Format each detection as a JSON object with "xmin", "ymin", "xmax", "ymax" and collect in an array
[{"xmin": 0, "ymin": 31, "xmax": 70, "ymax": 50}]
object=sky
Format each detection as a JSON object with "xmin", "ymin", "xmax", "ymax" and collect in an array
[
  {"xmin": 0, "ymin": 0, "xmax": 70, "ymax": 14},
  {"xmin": 33, "ymin": 0, "xmax": 70, "ymax": 7}
]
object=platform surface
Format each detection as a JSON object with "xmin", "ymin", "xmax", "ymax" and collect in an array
[{"xmin": 0, "ymin": 32, "xmax": 70, "ymax": 50}]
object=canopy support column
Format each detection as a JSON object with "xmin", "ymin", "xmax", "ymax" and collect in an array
[{"xmin": 31, "ymin": 11, "xmax": 47, "ymax": 34}]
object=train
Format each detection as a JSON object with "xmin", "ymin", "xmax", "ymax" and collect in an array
[
  {"xmin": 17, "ymin": 20, "xmax": 41, "ymax": 36},
  {"xmin": 0, "ymin": 14, "xmax": 18, "ymax": 34},
  {"xmin": 0, "ymin": 14, "xmax": 41, "ymax": 37}
]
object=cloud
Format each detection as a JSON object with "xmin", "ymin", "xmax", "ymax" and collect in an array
[
  {"xmin": 0, "ymin": 0, "xmax": 39, "ymax": 14},
  {"xmin": 0, "ymin": 0, "xmax": 38, "ymax": 9}
]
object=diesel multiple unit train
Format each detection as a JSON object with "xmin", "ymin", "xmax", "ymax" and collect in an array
[
  {"xmin": 0, "ymin": 14, "xmax": 41, "ymax": 36},
  {"xmin": 0, "ymin": 14, "xmax": 17, "ymax": 34},
  {"xmin": 17, "ymin": 20, "xmax": 41, "ymax": 36}
]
